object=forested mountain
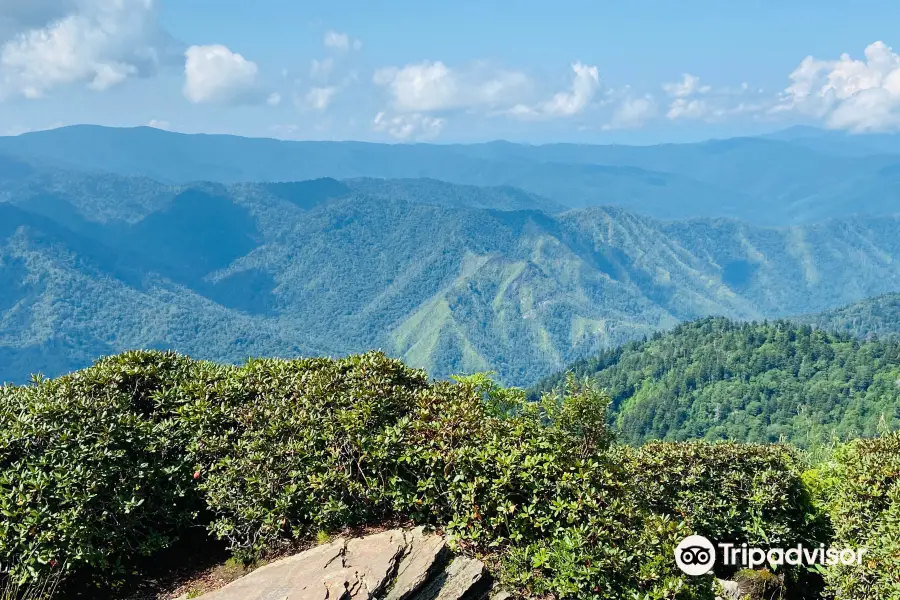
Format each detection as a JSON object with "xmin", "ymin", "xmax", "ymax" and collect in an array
[
  {"xmin": 4, "ymin": 125, "xmax": 900, "ymax": 224},
  {"xmin": 797, "ymin": 293, "xmax": 900, "ymax": 341},
  {"xmin": 532, "ymin": 318, "xmax": 900, "ymax": 447},
  {"xmin": 5, "ymin": 162, "xmax": 900, "ymax": 385}
]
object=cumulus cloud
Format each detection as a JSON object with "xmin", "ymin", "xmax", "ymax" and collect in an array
[
  {"xmin": 371, "ymin": 60, "xmax": 602, "ymax": 137},
  {"xmin": 773, "ymin": 41, "xmax": 900, "ymax": 132},
  {"xmin": 0, "ymin": 0, "xmax": 177, "ymax": 99},
  {"xmin": 666, "ymin": 97, "xmax": 709, "ymax": 120},
  {"xmin": 507, "ymin": 62, "xmax": 600, "ymax": 119},
  {"xmin": 604, "ymin": 94, "xmax": 658, "ymax": 130},
  {"xmin": 662, "ymin": 73, "xmax": 711, "ymax": 98},
  {"xmin": 660, "ymin": 72, "xmax": 766, "ymax": 122},
  {"xmin": 372, "ymin": 111, "xmax": 444, "ymax": 140},
  {"xmin": 183, "ymin": 44, "xmax": 262, "ymax": 104},
  {"xmin": 146, "ymin": 118, "xmax": 169, "ymax": 129},
  {"xmin": 323, "ymin": 30, "xmax": 361, "ymax": 53},
  {"xmin": 374, "ymin": 60, "xmax": 531, "ymax": 113},
  {"xmin": 662, "ymin": 73, "xmax": 713, "ymax": 120}
]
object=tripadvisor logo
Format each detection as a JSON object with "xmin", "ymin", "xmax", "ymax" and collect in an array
[
  {"xmin": 675, "ymin": 535, "xmax": 716, "ymax": 576},
  {"xmin": 675, "ymin": 535, "xmax": 868, "ymax": 576}
]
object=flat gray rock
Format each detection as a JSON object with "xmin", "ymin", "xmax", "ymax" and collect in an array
[
  {"xmin": 385, "ymin": 527, "xmax": 450, "ymax": 600},
  {"xmin": 409, "ymin": 557, "xmax": 486, "ymax": 600},
  {"xmin": 194, "ymin": 538, "xmax": 348, "ymax": 600},
  {"xmin": 343, "ymin": 529, "xmax": 408, "ymax": 597},
  {"xmin": 187, "ymin": 528, "xmax": 490, "ymax": 600}
]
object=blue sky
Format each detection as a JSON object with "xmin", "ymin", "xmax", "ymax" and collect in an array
[{"xmin": 1, "ymin": 0, "xmax": 900, "ymax": 143}]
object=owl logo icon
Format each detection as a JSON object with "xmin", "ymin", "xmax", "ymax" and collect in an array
[{"xmin": 675, "ymin": 535, "xmax": 716, "ymax": 576}]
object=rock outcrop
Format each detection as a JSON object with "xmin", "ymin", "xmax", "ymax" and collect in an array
[{"xmin": 186, "ymin": 527, "xmax": 501, "ymax": 600}]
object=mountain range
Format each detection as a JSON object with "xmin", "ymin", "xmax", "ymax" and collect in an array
[
  {"xmin": 3, "ymin": 124, "xmax": 900, "ymax": 224},
  {"xmin": 4, "ymin": 126, "xmax": 900, "ymax": 385},
  {"xmin": 0, "ymin": 128, "xmax": 900, "ymax": 385}
]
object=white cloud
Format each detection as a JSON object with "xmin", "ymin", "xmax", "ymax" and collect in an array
[
  {"xmin": 0, "ymin": 0, "xmax": 175, "ymax": 99},
  {"xmin": 666, "ymin": 97, "xmax": 708, "ymax": 120},
  {"xmin": 773, "ymin": 41, "xmax": 900, "ymax": 132},
  {"xmin": 146, "ymin": 118, "xmax": 169, "ymax": 129},
  {"xmin": 305, "ymin": 36, "xmax": 359, "ymax": 107},
  {"xmin": 507, "ymin": 62, "xmax": 600, "ymax": 119},
  {"xmin": 373, "ymin": 61, "xmax": 455, "ymax": 112},
  {"xmin": 372, "ymin": 111, "xmax": 444, "ymax": 140},
  {"xmin": 323, "ymin": 30, "xmax": 361, "ymax": 53},
  {"xmin": 660, "ymin": 72, "xmax": 769, "ymax": 122},
  {"xmin": 183, "ymin": 44, "xmax": 261, "ymax": 104},
  {"xmin": 662, "ymin": 74, "xmax": 712, "ymax": 120},
  {"xmin": 604, "ymin": 95, "xmax": 658, "ymax": 129},
  {"xmin": 267, "ymin": 92, "xmax": 281, "ymax": 106},
  {"xmin": 374, "ymin": 60, "xmax": 531, "ymax": 113},
  {"xmin": 539, "ymin": 62, "xmax": 601, "ymax": 117},
  {"xmin": 372, "ymin": 60, "xmax": 603, "ymax": 135},
  {"xmin": 305, "ymin": 86, "xmax": 336, "ymax": 111},
  {"xmin": 662, "ymin": 73, "xmax": 711, "ymax": 98}
]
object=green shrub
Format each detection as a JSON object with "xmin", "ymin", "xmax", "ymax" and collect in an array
[
  {"xmin": 620, "ymin": 440, "xmax": 830, "ymax": 597},
  {"xmin": 181, "ymin": 353, "xmax": 429, "ymax": 555},
  {"xmin": 620, "ymin": 441, "xmax": 826, "ymax": 551},
  {"xmin": 0, "ymin": 351, "xmax": 203, "ymax": 585},
  {"xmin": 184, "ymin": 368, "xmax": 711, "ymax": 598},
  {"xmin": 382, "ymin": 374, "xmax": 712, "ymax": 599},
  {"xmin": 818, "ymin": 433, "xmax": 900, "ymax": 599}
]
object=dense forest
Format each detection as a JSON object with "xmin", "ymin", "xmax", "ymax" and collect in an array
[
  {"xmin": 799, "ymin": 292, "xmax": 900, "ymax": 340},
  {"xmin": 533, "ymin": 317, "xmax": 900, "ymax": 447}
]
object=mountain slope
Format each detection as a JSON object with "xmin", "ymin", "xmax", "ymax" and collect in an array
[
  {"xmin": 0, "ymin": 203, "xmax": 333, "ymax": 383},
  {"xmin": 532, "ymin": 317, "xmax": 900, "ymax": 447}
]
